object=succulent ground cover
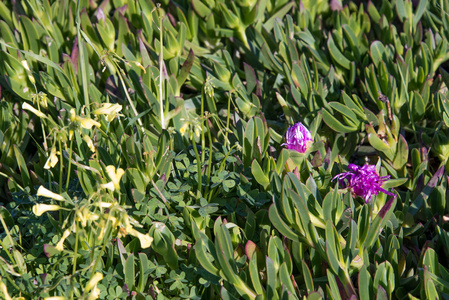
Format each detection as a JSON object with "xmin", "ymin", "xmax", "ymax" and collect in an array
[{"xmin": 1, "ymin": 0, "xmax": 449, "ymax": 299}]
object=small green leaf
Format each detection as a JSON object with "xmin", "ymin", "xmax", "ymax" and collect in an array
[
  {"xmin": 322, "ymin": 109, "xmax": 358, "ymax": 133},
  {"xmin": 328, "ymin": 35, "xmax": 351, "ymax": 70}
]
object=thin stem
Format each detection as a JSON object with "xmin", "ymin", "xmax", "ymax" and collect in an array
[
  {"xmin": 58, "ymin": 138, "xmax": 63, "ymax": 195},
  {"xmin": 201, "ymin": 88, "xmax": 205, "ymax": 164},
  {"xmin": 75, "ymin": 0, "xmax": 89, "ymax": 113},
  {"xmin": 65, "ymin": 136, "xmax": 74, "ymax": 191},
  {"xmin": 224, "ymin": 92, "xmax": 232, "ymax": 148},
  {"xmin": 159, "ymin": 8, "xmax": 165, "ymax": 130},
  {"xmin": 192, "ymin": 136, "xmax": 202, "ymax": 201},
  {"xmin": 116, "ymin": 70, "xmax": 144, "ymax": 131},
  {"xmin": 36, "ymin": 100, "xmax": 48, "ymax": 151},
  {"xmin": 72, "ymin": 221, "xmax": 79, "ymax": 275},
  {"xmin": 204, "ymin": 126, "xmax": 214, "ymax": 199}
]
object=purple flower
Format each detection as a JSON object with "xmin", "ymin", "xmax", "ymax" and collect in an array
[
  {"xmin": 332, "ymin": 164, "xmax": 395, "ymax": 203},
  {"xmin": 283, "ymin": 122, "xmax": 313, "ymax": 153}
]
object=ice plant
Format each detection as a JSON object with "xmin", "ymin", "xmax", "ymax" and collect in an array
[
  {"xmin": 332, "ymin": 164, "xmax": 395, "ymax": 203},
  {"xmin": 283, "ymin": 122, "xmax": 313, "ymax": 153}
]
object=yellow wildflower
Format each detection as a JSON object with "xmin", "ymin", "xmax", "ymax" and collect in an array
[
  {"xmin": 44, "ymin": 145, "xmax": 59, "ymax": 169},
  {"xmin": 37, "ymin": 186, "xmax": 65, "ymax": 201},
  {"xmin": 32, "ymin": 204, "xmax": 62, "ymax": 216},
  {"xmin": 93, "ymin": 103, "xmax": 123, "ymax": 122},
  {"xmin": 22, "ymin": 102, "xmax": 46, "ymax": 118}
]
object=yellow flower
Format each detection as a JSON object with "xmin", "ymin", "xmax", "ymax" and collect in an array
[
  {"xmin": 37, "ymin": 186, "xmax": 65, "ymax": 201},
  {"xmin": 32, "ymin": 204, "xmax": 62, "ymax": 216},
  {"xmin": 179, "ymin": 122, "xmax": 189, "ymax": 136},
  {"xmin": 93, "ymin": 103, "xmax": 123, "ymax": 122},
  {"xmin": 127, "ymin": 227, "xmax": 153, "ymax": 249},
  {"xmin": 21, "ymin": 60, "xmax": 36, "ymax": 85},
  {"xmin": 0, "ymin": 277, "xmax": 12, "ymax": 300},
  {"xmin": 44, "ymin": 296, "xmax": 67, "ymax": 300},
  {"xmin": 44, "ymin": 145, "xmax": 59, "ymax": 169},
  {"xmin": 88, "ymin": 286, "xmax": 101, "ymax": 300},
  {"xmin": 85, "ymin": 272, "xmax": 103, "ymax": 292},
  {"xmin": 22, "ymin": 102, "xmax": 46, "ymax": 118},
  {"xmin": 83, "ymin": 135, "xmax": 96, "ymax": 152},
  {"xmin": 105, "ymin": 165, "xmax": 125, "ymax": 191},
  {"xmin": 55, "ymin": 229, "xmax": 71, "ymax": 251},
  {"xmin": 70, "ymin": 109, "xmax": 101, "ymax": 129},
  {"xmin": 100, "ymin": 181, "xmax": 115, "ymax": 191}
]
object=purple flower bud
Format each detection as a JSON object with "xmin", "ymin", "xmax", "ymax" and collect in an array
[
  {"xmin": 282, "ymin": 122, "xmax": 313, "ymax": 153},
  {"xmin": 332, "ymin": 164, "xmax": 395, "ymax": 203}
]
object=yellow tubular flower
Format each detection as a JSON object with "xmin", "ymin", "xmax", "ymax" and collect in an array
[
  {"xmin": 32, "ymin": 204, "xmax": 62, "ymax": 217},
  {"xmin": 100, "ymin": 181, "xmax": 115, "ymax": 192},
  {"xmin": 22, "ymin": 102, "xmax": 46, "ymax": 118},
  {"xmin": 93, "ymin": 103, "xmax": 123, "ymax": 122},
  {"xmin": 0, "ymin": 277, "xmax": 12, "ymax": 300},
  {"xmin": 44, "ymin": 297, "xmax": 67, "ymax": 300},
  {"xmin": 55, "ymin": 229, "xmax": 71, "ymax": 251},
  {"xmin": 37, "ymin": 186, "xmax": 65, "ymax": 201},
  {"xmin": 44, "ymin": 145, "xmax": 59, "ymax": 169},
  {"xmin": 85, "ymin": 273, "xmax": 103, "ymax": 293},
  {"xmin": 70, "ymin": 109, "xmax": 101, "ymax": 129},
  {"xmin": 77, "ymin": 116, "xmax": 101, "ymax": 130},
  {"xmin": 83, "ymin": 135, "xmax": 96, "ymax": 152},
  {"xmin": 105, "ymin": 165, "xmax": 125, "ymax": 191},
  {"xmin": 127, "ymin": 227, "xmax": 153, "ymax": 249},
  {"xmin": 21, "ymin": 60, "xmax": 36, "ymax": 85},
  {"xmin": 88, "ymin": 286, "xmax": 101, "ymax": 300}
]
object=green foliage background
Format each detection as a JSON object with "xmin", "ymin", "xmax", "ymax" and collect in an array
[{"xmin": 0, "ymin": 0, "xmax": 449, "ymax": 299}]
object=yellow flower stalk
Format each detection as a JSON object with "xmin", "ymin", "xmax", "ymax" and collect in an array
[
  {"xmin": 85, "ymin": 272, "xmax": 103, "ymax": 293},
  {"xmin": 32, "ymin": 204, "xmax": 62, "ymax": 217},
  {"xmin": 70, "ymin": 109, "xmax": 101, "ymax": 129},
  {"xmin": 44, "ymin": 145, "xmax": 59, "ymax": 169},
  {"xmin": 105, "ymin": 165, "xmax": 125, "ymax": 191},
  {"xmin": 37, "ymin": 186, "xmax": 65, "ymax": 201},
  {"xmin": 83, "ymin": 135, "xmax": 96, "ymax": 152},
  {"xmin": 55, "ymin": 229, "xmax": 71, "ymax": 251},
  {"xmin": 92, "ymin": 103, "xmax": 123, "ymax": 122},
  {"xmin": 22, "ymin": 102, "xmax": 46, "ymax": 118}
]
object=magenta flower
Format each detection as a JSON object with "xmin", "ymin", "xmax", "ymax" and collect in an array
[
  {"xmin": 332, "ymin": 164, "xmax": 395, "ymax": 203},
  {"xmin": 282, "ymin": 122, "xmax": 313, "ymax": 153}
]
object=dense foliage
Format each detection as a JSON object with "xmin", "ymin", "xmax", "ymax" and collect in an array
[{"xmin": 1, "ymin": 0, "xmax": 449, "ymax": 299}]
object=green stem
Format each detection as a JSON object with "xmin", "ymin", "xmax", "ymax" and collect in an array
[
  {"xmin": 201, "ymin": 88, "xmax": 205, "ymax": 164},
  {"xmin": 58, "ymin": 138, "xmax": 63, "ymax": 195},
  {"xmin": 75, "ymin": 0, "xmax": 89, "ymax": 113},
  {"xmin": 37, "ymin": 101, "xmax": 48, "ymax": 151},
  {"xmin": 192, "ymin": 136, "xmax": 202, "ymax": 201},
  {"xmin": 224, "ymin": 92, "xmax": 232, "ymax": 148},
  {"xmin": 65, "ymin": 136, "xmax": 74, "ymax": 191},
  {"xmin": 204, "ymin": 127, "xmax": 214, "ymax": 199},
  {"xmin": 159, "ymin": 8, "xmax": 165, "ymax": 130},
  {"xmin": 72, "ymin": 221, "xmax": 79, "ymax": 276}
]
